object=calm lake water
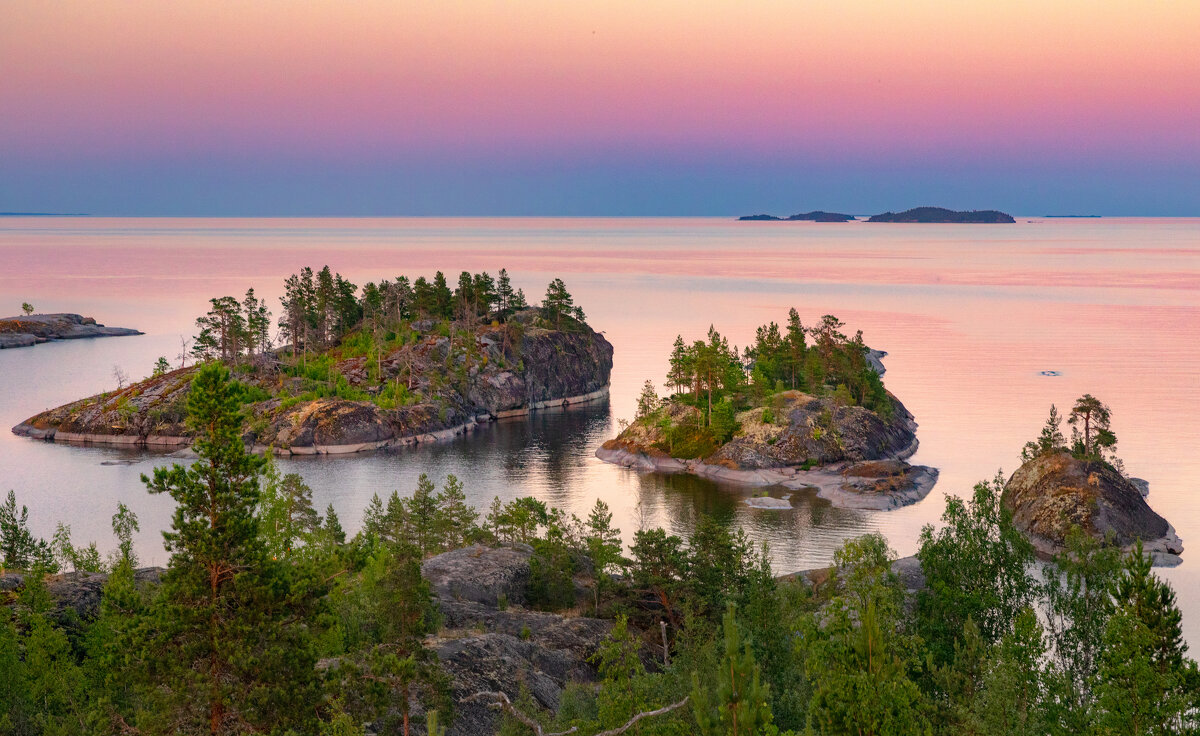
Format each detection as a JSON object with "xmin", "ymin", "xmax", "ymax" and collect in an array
[{"xmin": 2, "ymin": 216, "xmax": 1199, "ymax": 640}]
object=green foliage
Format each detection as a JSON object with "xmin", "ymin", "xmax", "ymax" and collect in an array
[
  {"xmin": 916, "ymin": 474, "xmax": 1036, "ymax": 664},
  {"xmin": 258, "ymin": 459, "xmax": 321, "ymax": 559},
  {"xmin": 1040, "ymin": 526, "xmax": 1123, "ymax": 732},
  {"xmin": 692, "ymin": 604, "xmax": 775, "ymax": 736},
  {"xmin": 585, "ymin": 499, "xmax": 625, "ymax": 614},
  {"xmin": 21, "ymin": 301, "xmax": 34, "ymax": 315},
  {"xmin": 710, "ymin": 400, "xmax": 739, "ymax": 444},
  {"xmin": 139, "ymin": 362, "xmax": 329, "ymax": 733},
  {"xmin": 804, "ymin": 534, "xmax": 929, "ymax": 736},
  {"xmin": 152, "ymin": 356, "xmax": 172, "ymax": 377},
  {"xmin": 1022, "ymin": 404, "xmax": 1067, "ymax": 461},
  {"xmin": 1, "ymin": 489, "xmax": 55, "ymax": 571}
]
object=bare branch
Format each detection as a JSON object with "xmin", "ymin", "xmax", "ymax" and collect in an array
[
  {"xmin": 463, "ymin": 691, "xmax": 689, "ymax": 736},
  {"xmin": 591, "ymin": 697, "xmax": 689, "ymax": 736}
]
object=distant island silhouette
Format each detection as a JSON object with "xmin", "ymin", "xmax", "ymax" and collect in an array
[
  {"xmin": 738, "ymin": 210, "xmax": 856, "ymax": 222},
  {"xmin": 739, "ymin": 207, "xmax": 1015, "ymax": 223},
  {"xmin": 867, "ymin": 207, "xmax": 1015, "ymax": 223}
]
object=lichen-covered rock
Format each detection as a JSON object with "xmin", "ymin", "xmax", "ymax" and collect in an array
[
  {"xmin": 421, "ymin": 543, "xmax": 533, "ymax": 607},
  {"xmin": 1002, "ymin": 451, "xmax": 1179, "ymax": 560},
  {"xmin": 422, "ymin": 544, "xmax": 615, "ymax": 736}
]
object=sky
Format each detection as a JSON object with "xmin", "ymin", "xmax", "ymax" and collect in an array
[{"xmin": 2, "ymin": 1, "xmax": 1199, "ymax": 216}]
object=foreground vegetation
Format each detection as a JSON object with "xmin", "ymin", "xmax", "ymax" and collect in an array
[{"xmin": 2, "ymin": 365, "xmax": 1198, "ymax": 735}]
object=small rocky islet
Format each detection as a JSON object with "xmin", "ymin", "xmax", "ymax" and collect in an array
[
  {"xmin": 1003, "ymin": 450, "xmax": 1181, "ymax": 565},
  {"xmin": 12, "ymin": 269, "xmax": 613, "ymax": 455},
  {"xmin": 1001, "ymin": 399, "xmax": 1182, "ymax": 565},
  {"xmin": 596, "ymin": 313, "xmax": 939, "ymax": 511},
  {"xmin": 0, "ymin": 312, "xmax": 142, "ymax": 349}
]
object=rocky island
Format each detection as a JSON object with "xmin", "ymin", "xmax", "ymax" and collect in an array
[
  {"xmin": 0, "ymin": 312, "xmax": 142, "ymax": 349},
  {"xmin": 867, "ymin": 206, "xmax": 1015, "ymax": 223},
  {"xmin": 597, "ymin": 312, "xmax": 937, "ymax": 510},
  {"xmin": 1002, "ymin": 398, "xmax": 1182, "ymax": 564},
  {"xmin": 12, "ymin": 268, "xmax": 612, "ymax": 454},
  {"xmin": 738, "ymin": 210, "xmax": 856, "ymax": 222}
]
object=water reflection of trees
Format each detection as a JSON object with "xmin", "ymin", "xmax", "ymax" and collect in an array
[{"xmin": 627, "ymin": 471, "xmax": 880, "ymax": 574}]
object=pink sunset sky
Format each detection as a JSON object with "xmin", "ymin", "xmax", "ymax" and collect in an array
[{"xmin": 2, "ymin": 1, "xmax": 1198, "ymax": 215}]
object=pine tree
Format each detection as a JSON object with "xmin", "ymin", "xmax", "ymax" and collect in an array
[
  {"xmin": 692, "ymin": 604, "xmax": 774, "ymax": 736},
  {"xmin": 355, "ymin": 543, "xmax": 449, "ymax": 736},
  {"xmin": 635, "ymin": 379, "xmax": 660, "ymax": 420},
  {"xmin": 496, "ymin": 268, "xmax": 516, "ymax": 320},
  {"xmin": 1068, "ymin": 393, "xmax": 1115, "ymax": 460},
  {"xmin": 585, "ymin": 499, "xmax": 623, "ymax": 614},
  {"xmin": 140, "ymin": 363, "xmax": 327, "ymax": 735},
  {"xmin": 1023, "ymin": 404, "xmax": 1067, "ymax": 461},
  {"xmin": 362, "ymin": 492, "xmax": 387, "ymax": 543},
  {"xmin": 1, "ymin": 489, "xmax": 47, "ymax": 570},
  {"xmin": 406, "ymin": 474, "xmax": 442, "ymax": 556},
  {"xmin": 667, "ymin": 335, "xmax": 692, "ymax": 396},
  {"xmin": 436, "ymin": 474, "xmax": 478, "ymax": 550},
  {"xmin": 317, "ymin": 503, "xmax": 347, "ymax": 550},
  {"xmin": 540, "ymin": 278, "xmax": 575, "ymax": 331},
  {"xmin": 259, "ymin": 465, "xmax": 321, "ymax": 559},
  {"xmin": 1093, "ymin": 611, "xmax": 1185, "ymax": 735},
  {"xmin": 1111, "ymin": 542, "xmax": 1187, "ymax": 674}
]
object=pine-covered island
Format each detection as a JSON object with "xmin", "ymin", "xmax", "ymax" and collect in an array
[
  {"xmin": 597, "ymin": 312, "xmax": 938, "ymax": 510},
  {"xmin": 12, "ymin": 267, "xmax": 613, "ymax": 454}
]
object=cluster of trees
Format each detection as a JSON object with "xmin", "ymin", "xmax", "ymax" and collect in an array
[
  {"xmin": 191, "ymin": 266, "xmax": 588, "ymax": 370},
  {"xmin": 1022, "ymin": 394, "xmax": 1122, "ymax": 469},
  {"xmin": 5, "ymin": 364, "xmax": 1196, "ymax": 736},
  {"xmin": 492, "ymin": 478, "xmax": 1199, "ymax": 736},
  {"xmin": 191, "ymin": 289, "xmax": 274, "ymax": 363},
  {"xmin": 650, "ymin": 312, "xmax": 890, "ymax": 447}
]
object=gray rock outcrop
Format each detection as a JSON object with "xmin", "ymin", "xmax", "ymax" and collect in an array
[
  {"xmin": 1003, "ymin": 451, "xmax": 1181, "ymax": 563},
  {"xmin": 0, "ymin": 313, "xmax": 142, "ymax": 349},
  {"xmin": 422, "ymin": 545, "xmax": 613, "ymax": 736}
]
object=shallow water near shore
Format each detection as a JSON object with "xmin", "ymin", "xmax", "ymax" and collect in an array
[{"xmin": 2, "ymin": 216, "xmax": 1199, "ymax": 641}]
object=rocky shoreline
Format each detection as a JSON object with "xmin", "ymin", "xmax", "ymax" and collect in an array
[
  {"xmin": 13, "ymin": 386, "xmax": 610, "ymax": 455},
  {"xmin": 12, "ymin": 310, "xmax": 613, "ymax": 455},
  {"xmin": 0, "ymin": 313, "xmax": 142, "ymax": 349},
  {"xmin": 596, "ymin": 446, "xmax": 937, "ymax": 511}
]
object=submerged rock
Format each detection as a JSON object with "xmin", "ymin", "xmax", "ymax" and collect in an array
[{"xmin": 1002, "ymin": 451, "xmax": 1181, "ymax": 563}]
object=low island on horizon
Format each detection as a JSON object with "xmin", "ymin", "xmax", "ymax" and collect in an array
[{"xmin": 739, "ymin": 206, "xmax": 1016, "ymax": 223}]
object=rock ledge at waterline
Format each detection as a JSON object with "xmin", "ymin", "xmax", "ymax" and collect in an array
[{"xmin": 0, "ymin": 313, "xmax": 142, "ymax": 349}]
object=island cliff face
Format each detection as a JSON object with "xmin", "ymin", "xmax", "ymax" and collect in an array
[
  {"xmin": 13, "ymin": 309, "xmax": 612, "ymax": 454},
  {"xmin": 0, "ymin": 313, "xmax": 142, "ymax": 349},
  {"xmin": 867, "ymin": 207, "xmax": 1015, "ymax": 223},
  {"xmin": 1002, "ymin": 451, "xmax": 1182, "ymax": 564}
]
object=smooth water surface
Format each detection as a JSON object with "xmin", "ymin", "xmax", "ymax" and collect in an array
[{"xmin": 2, "ymin": 216, "xmax": 1198, "ymax": 639}]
